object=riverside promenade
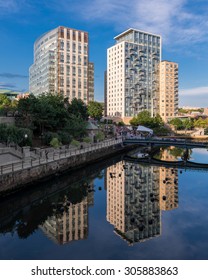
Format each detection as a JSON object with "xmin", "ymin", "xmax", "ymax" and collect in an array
[{"xmin": 0, "ymin": 137, "xmax": 131, "ymax": 195}]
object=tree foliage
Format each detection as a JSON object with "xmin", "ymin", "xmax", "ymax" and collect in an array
[
  {"xmin": 169, "ymin": 117, "xmax": 202, "ymax": 130},
  {"xmin": 130, "ymin": 111, "xmax": 164, "ymax": 129},
  {"xmin": 0, "ymin": 94, "xmax": 11, "ymax": 109},
  {"xmin": 87, "ymin": 101, "xmax": 103, "ymax": 120},
  {"xmin": 14, "ymin": 94, "xmax": 89, "ymax": 145},
  {"xmin": 193, "ymin": 117, "xmax": 208, "ymax": 128},
  {"xmin": 0, "ymin": 123, "xmax": 32, "ymax": 146},
  {"xmin": 68, "ymin": 98, "xmax": 89, "ymax": 120}
]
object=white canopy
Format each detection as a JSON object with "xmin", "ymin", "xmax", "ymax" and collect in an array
[{"xmin": 136, "ymin": 125, "xmax": 153, "ymax": 134}]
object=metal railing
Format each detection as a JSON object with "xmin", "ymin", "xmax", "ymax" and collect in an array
[{"xmin": 0, "ymin": 137, "xmax": 123, "ymax": 175}]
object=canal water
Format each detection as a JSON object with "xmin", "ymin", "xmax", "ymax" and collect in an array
[{"xmin": 0, "ymin": 147, "xmax": 208, "ymax": 260}]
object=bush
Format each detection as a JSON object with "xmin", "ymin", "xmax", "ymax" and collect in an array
[
  {"xmin": 204, "ymin": 128, "xmax": 208, "ymax": 135},
  {"xmin": 50, "ymin": 137, "xmax": 61, "ymax": 148},
  {"xmin": 58, "ymin": 131, "xmax": 71, "ymax": 145},
  {"xmin": 0, "ymin": 124, "xmax": 32, "ymax": 146},
  {"xmin": 71, "ymin": 139, "xmax": 80, "ymax": 147},
  {"xmin": 117, "ymin": 121, "xmax": 125, "ymax": 126},
  {"xmin": 43, "ymin": 132, "xmax": 60, "ymax": 145},
  {"xmin": 82, "ymin": 137, "xmax": 92, "ymax": 143},
  {"xmin": 95, "ymin": 131, "xmax": 105, "ymax": 141},
  {"xmin": 153, "ymin": 126, "xmax": 170, "ymax": 136}
]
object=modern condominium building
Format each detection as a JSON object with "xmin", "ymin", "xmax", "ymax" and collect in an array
[
  {"xmin": 29, "ymin": 26, "xmax": 93, "ymax": 103},
  {"xmin": 88, "ymin": 62, "xmax": 94, "ymax": 101},
  {"xmin": 159, "ymin": 61, "xmax": 178, "ymax": 122},
  {"xmin": 107, "ymin": 28, "xmax": 161, "ymax": 124}
]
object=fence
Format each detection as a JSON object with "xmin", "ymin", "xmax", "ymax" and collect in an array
[{"xmin": 0, "ymin": 137, "xmax": 123, "ymax": 175}]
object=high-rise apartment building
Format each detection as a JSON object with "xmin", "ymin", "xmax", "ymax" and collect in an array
[
  {"xmin": 104, "ymin": 70, "xmax": 107, "ymax": 117},
  {"xmin": 107, "ymin": 28, "xmax": 161, "ymax": 124},
  {"xmin": 88, "ymin": 62, "xmax": 94, "ymax": 101},
  {"xmin": 159, "ymin": 61, "xmax": 178, "ymax": 122},
  {"xmin": 29, "ymin": 26, "xmax": 93, "ymax": 103}
]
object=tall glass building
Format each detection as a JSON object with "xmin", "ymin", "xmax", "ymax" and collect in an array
[
  {"xmin": 107, "ymin": 28, "xmax": 161, "ymax": 123},
  {"xmin": 29, "ymin": 26, "xmax": 93, "ymax": 103}
]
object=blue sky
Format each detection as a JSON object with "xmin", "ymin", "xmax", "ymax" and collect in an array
[{"xmin": 0, "ymin": 0, "xmax": 208, "ymax": 107}]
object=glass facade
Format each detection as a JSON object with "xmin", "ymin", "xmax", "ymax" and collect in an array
[{"xmin": 107, "ymin": 28, "xmax": 161, "ymax": 120}]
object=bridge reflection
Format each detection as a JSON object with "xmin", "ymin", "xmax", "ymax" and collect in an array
[{"xmin": 123, "ymin": 137, "xmax": 208, "ymax": 149}]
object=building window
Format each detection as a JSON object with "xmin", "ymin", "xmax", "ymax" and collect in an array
[
  {"xmin": 60, "ymin": 40, "xmax": 64, "ymax": 50},
  {"xmin": 60, "ymin": 52, "xmax": 64, "ymax": 63}
]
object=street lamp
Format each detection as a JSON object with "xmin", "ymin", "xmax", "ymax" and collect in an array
[{"xmin": 24, "ymin": 134, "xmax": 28, "ymax": 146}]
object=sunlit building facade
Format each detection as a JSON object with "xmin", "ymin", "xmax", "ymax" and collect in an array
[
  {"xmin": 159, "ymin": 148, "xmax": 179, "ymax": 211},
  {"xmin": 88, "ymin": 62, "xmax": 94, "ymax": 101},
  {"xmin": 29, "ymin": 26, "xmax": 92, "ymax": 104},
  {"xmin": 159, "ymin": 61, "xmax": 179, "ymax": 122},
  {"xmin": 107, "ymin": 28, "xmax": 161, "ymax": 124}
]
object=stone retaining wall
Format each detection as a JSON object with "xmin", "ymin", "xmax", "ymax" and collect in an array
[{"xmin": 0, "ymin": 143, "xmax": 134, "ymax": 196}]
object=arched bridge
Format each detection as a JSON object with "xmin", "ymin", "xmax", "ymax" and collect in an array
[
  {"xmin": 124, "ymin": 155, "xmax": 208, "ymax": 172},
  {"xmin": 123, "ymin": 137, "xmax": 208, "ymax": 149}
]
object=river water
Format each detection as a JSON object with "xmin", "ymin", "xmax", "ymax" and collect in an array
[{"xmin": 0, "ymin": 147, "xmax": 208, "ymax": 260}]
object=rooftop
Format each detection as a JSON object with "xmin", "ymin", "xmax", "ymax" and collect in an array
[{"xmin": 114, "ymin": 28, "xmax": 161, "ymax": 41}]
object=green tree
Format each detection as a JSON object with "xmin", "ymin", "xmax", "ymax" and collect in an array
[
  {"xmin": 0, "ymin": 94, "xmax": 11, "ymax": 108},
  {"xmin": 0, "ymin": 94, "xmax": 11, "ymax": 115},
  {"xmin": 16, "ymin": 94, "xmax": 37, "ymax": 129},
  {"xmin": 130, "ymin": 111, "xmax": 164, "ymax": 129},
  {"xmin": 169, "ymin": 118, "xmax": 184, "ymax": 130},
  {"xmin": 65, "ymin": 114, "xmax": 87, "ymax": 139},
  {"xmin": 0, "ymin": 124, "xmax": 32, "ymax": 146},
  {"xmin": 130, "ymin": 111, "xmax": 153, "ymax": 127},
  {"xmin": 183, "ymin": 119, "xmax": 194, "ymax": 132},
  {"xmin": 87, "ymin": 101, "xmax": 103, "ymax": 120},
  {"xmin": 68, "ymin": 98, "xmax": 88, "ymax": 120},
  {"xmin": 194, "ymin": 117, "xmax": 208, "ymax": 128}
]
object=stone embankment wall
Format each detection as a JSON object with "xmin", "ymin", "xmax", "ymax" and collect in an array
[
  {"xmin": 0, "ymin": 117, "xmax": 15, "ymax": 125},
  {"xmin": 0, "ymin": 139, "xmax": 133, "ymax": 196}
]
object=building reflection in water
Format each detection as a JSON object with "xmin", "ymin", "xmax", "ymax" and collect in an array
[
  {"xmin": 159, "ymin": 148, "xmax": 178, "ymax": 211},
  {"xmin": 40, "ymin": 181, "xmax": 94, "ymax": 245},
  {"xmin": 106, "ymin": 148, "xmax": 179, "ymax": 245}
]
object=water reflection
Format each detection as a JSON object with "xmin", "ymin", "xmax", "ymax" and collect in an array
[
  {"xmin": 0, "ymin": 151, "xmax": 179, "ymax": 245},
  {"xmin": 106, "ymin": 149, "xmax": 179, "ymax": 244},
  {"xmin": 40, "ymin": 182, "xmax": 94, "ymax": 245},
  {"xmin": 106, "ymin": 162, "xmax": 161, "ymax": 245},
  {"xmin": 1, "ymin": 147, "xmax": 208, "ymax": 259}
]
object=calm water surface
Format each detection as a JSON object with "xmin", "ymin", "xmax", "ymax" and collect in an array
[{"xmin": 0, "ymin": 147, "xmax": 208, "ymax": 260}]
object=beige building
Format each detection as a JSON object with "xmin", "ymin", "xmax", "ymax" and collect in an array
[
  {"xmin": 88, "ymin": 62, "xmax": 94, "ymax": 101},
  {"xmin": 29, "ymin": 26, "xmax": 93, "ymax": 104},
  {"xmin": 106, "ymin": 161, "xmax": 161, "ymax": 245},
  {"xmin": 159, "ymin": 148, "xmax": 178, "ymax": 211},
  {"xmin": 159, "ymin": 61, "xmax": 178, "ymax": 122}
]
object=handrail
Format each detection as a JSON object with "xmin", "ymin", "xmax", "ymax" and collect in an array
[{"xmin": 0, "ymin": 137, "xmax": 123, "ymax": 175}]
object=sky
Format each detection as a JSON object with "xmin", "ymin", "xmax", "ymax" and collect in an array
[{"xmin": 0, "ymin": 0, "xmax": 208, "ymax": 107}]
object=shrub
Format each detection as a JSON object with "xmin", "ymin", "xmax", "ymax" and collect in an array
[
  {"xmin": 50, "ymin": 137, "xmax": 61, "ymax": 148},
  {"xmin": 0, "ymin": 124, "xmax": 32, "ymax": 146},
  {"xmin": 44, "ymin": 132, "xmax": 60, "ymax": 145},
  {"xmin": 58, "ymin": 131, "xmax": 71, "ymax": 145},
  {"xmin": 71, "ymin": 139, "xmax": 80, "ymax": 147},
  {"xmin": 95, "ymin": 131, "xmax": 105, "ymax": 141},
  {"xmin": 82, "ymin": 137, "xmax": 91, "ymax": 143}
]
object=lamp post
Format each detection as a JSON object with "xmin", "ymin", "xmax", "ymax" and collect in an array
[{"xmin": 24, "ymin": 134, "xmax": 28, "ymax": 146}]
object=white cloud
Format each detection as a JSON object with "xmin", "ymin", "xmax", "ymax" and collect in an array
[
  {"xmin": 180, "ymin": 86, "xmax": 208, "ymax": 96},
  {"xmin": 54, "ymin": 0, "xmax": 208, "ymax": 46},
  {"xmin": 0, "ymin": 0, "xmax": 27, "ymax": 15},
  {"xmin": 1, "ymin": 0, "xmax": 208, "ymax": 47}
]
